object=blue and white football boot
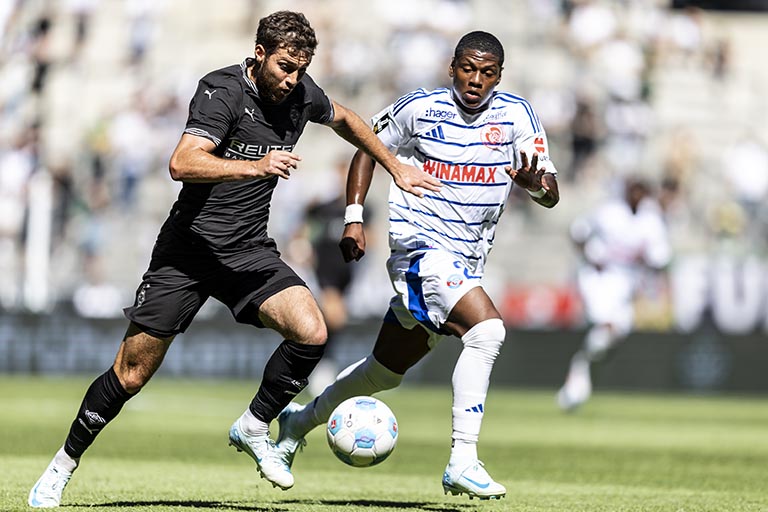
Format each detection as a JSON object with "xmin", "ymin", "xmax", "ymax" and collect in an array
[
  {"xmin": 228, "ymin": 418, "xmax": 294, "ymax": 490},
  {"xmin": 442, "ymin": 459, "xmax": 506, "ymax": 500},
  {"xmin": 28, "ymin": 456, "xmax": 76, "ymax": 508},
  {"xmin": 274, "ymin": 402, "xmax": 308, "ymax": 470}
]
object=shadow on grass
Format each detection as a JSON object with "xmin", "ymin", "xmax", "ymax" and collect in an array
[
  {"xmin": 71, "ymin": 501, "xmax": 286, "ymax": 511},
  {"xmin": 287, "ymin": 499, "xmax": 475, "ymax": 511},
  {"xmin": 72, "ymin": 499, "xmax": 476, "ymax": 511}
]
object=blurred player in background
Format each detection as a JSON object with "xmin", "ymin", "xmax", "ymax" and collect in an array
[
  {"xmin": 557, "ymin": 178, "xmax": 672, "ymax": 412},
  {"xmin": 28, "ymin": 10, "xmax": 440, "ymax": 508},
  {"xmin": 303, "ymin": 154, "xmax": 374, "ymax": 396},
  {"xmin": 275, "ymin": 31, "xmax": 559, "ymax": 500}
]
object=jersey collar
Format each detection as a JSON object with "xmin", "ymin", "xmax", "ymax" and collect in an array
[{"xmin": 240, "ymin": 58, "xmax": 260, "ymax": 98}]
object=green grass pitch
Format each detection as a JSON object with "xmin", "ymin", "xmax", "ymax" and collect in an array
[{"xmin": 1, "ymin": 376, "xmax": 767, "ymax": 511}]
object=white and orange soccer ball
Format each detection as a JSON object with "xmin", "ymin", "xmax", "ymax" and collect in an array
[{"xmin": 326, "ymin": 396, "xmax": 398, "ymax": 467}]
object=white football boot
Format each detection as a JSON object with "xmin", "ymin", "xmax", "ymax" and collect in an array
[
  {"xmin": 442, "ymin": 459, "xmax": 506, "ymax": 500},
  {"xmin": 274, "ymin": 402, "xmax": 308, "ymax": 470},
  {"xmin": 28, "ymin": 457, "xmax": 76, "ymax": 508},
  {"xmin": 228, "ymin": 418, "xmax": 294, "ymax": 490}
]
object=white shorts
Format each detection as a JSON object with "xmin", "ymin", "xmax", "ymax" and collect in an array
[
  {"xmin": 385, "ymin": 249, "xmax": 483, "ymax": 347},
  {"xmin": 577, "ymin": 265, "xmax": 635, "ymax": 335}
]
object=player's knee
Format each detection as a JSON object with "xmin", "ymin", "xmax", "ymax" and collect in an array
[
  {"xmin": 460, "ymin": 318, "xmax": 506, "ymax": 359},
  {"xmin": 115, "ymin": 365, "xmax": 151, "ymax": 394},
  {"xmin": 296, "ymin": 315, "xmax": 328, "ymax": 346}
]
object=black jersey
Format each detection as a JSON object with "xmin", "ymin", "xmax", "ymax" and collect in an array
[{"xmin": 163, "ymin": 58, "xmax": 334, "ymax": 253}]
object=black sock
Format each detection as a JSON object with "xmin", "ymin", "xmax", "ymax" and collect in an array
[
  {"xmin": 249, "ymin": 340, "xmax": 326, "ymax": 423},
  {"xmin": 64, "ymin": 367, "xmax": 133, "ymax": 458}
]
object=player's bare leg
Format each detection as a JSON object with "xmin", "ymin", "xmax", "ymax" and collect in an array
[
  {"xmin": 114, "ymin": 324, "xmax": 175, "ymax": 393},
  {"xmin": 229, "ymin": 285, "xmax": 327, "ymax": 490},
  {"xmin": 29, "ymin": 325, "xmax": 173, "ymax": 508},
  {"xmin": 441, "ymin": 288, "xmax": 507, "ymax": 500}
]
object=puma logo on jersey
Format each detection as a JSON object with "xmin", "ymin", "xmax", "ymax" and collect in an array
[
  {"xmin": 244, "ymin": 107, "xmax": 256, "ymax": 122},
  {"xmin": 204, "ymin": 89, "xmax": 216, "ymax": 99}
]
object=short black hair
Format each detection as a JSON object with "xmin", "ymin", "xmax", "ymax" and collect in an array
[
  {"xmin": 255, "ymin": 11, "xmax": 318, "ymax": 58},
  {"xmin": 453, "ymin": 31, "xmax": 504, "ymax": 67}
]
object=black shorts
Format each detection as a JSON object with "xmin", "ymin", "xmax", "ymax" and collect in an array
[
  {"xmin": 315, "ymin": 246, "xmax": 353, "ymax": 293},
  {"xmin": 124, "ymin": 232, "xmax": 306, "ymax": 338}
]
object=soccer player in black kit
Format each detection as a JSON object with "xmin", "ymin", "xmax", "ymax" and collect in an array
[{"xmin": 28, "ymin": 10, "xmax": 440, "ymax": 508}]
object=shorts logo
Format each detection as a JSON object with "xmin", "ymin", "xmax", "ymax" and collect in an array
[
  {"xmin": 137, "ymin": 283, "xmax": 150, "ymax": 308},
  {"xmin": 446, "ymin": 274, "xmax": 464, "ymax": 289},
  {"xmin": 480, "ymin": 124, "xmax": 505, "ymax": 147}
]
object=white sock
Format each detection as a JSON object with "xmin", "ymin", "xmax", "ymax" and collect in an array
[
  {"xmin": 450, "ymin": 439, "xmax": 477, "ymax": 464},
  {"xmin": 238, "ymin": 408, "xmax": 270, "ymax": 437},
  {"xmin": 294, "ymin": 355, "xmax": 403, "ymax": 437},
  {"xmin": 583, "ymin": 325, "xmax": 616, "ymax": 362},
  {"xmin": 564, "ymin": 350, "xmax": 592, "ymax": 399},
  {"xmin": 450, "ymin": 319, "xmax": 504, "ymax": 465},
  {"xmin": 54, "ymin": 446, "xmax": 79, "ymax": 473}
]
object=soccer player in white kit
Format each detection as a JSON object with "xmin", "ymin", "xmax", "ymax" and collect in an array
[
  {"xmin": 557, "ymin": 179, "xmax": 671, "ymax": 411},
  {"xmin": 275, "ymin": 31, "xmax": 560, "ymax": 500}
]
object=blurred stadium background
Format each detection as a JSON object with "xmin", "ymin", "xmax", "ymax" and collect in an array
[{"xmin": 1, "ymin": 0, "xmax": 767, "ymax": 392}]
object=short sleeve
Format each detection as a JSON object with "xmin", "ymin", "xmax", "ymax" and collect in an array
[
  {"xmin": 369, "ymin": 91, "xmax": 421, "ymax": 150},
  {"xmin": 301, "ymin": 74, "xmax": 334, "ymax": 124},
  {"xmin": 509, "ymin": 98, "xmax": 557, "ymax": 175},
  {"xmin": 183, "ymin": 78, "xmax": 239, "ymax": 147}
]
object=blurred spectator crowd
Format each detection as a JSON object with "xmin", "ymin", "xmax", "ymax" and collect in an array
[{"xmin": 1, "ymin": 0, "xmax": 767, "ymax": 334}]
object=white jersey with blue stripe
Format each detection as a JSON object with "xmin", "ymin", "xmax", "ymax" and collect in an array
[{"xmin": 372, "ymin": 87, "xmax": 557, "ymax": 277}]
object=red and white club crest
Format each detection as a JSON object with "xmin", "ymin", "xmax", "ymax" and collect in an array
[{"xmin": 480, "ymin": 124, "xmax": 505, "ymax": 147}]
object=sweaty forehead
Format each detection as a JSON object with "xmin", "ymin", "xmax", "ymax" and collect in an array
[{"xmin": 455, "ymin": 50, "xmax": 501, "ymax": 68}]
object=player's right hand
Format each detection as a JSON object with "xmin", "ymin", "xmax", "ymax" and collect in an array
[
  {"xmin": 254, "ymin": 150, "xmax": 302, "ymax": 179},
  {"xmin": 391, "ymin": 162, "xmax": 441, "ymax": 198},
  {"xmin": 339, "ymin": 223, "xmax": 366, "ymax": 262}
]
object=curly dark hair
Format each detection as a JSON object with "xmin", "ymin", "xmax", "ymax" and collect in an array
[
  {"xmin": 255, "ymin": 11, "xmax": 318, "ymax": 58},
  {"xmin": 453, "ymin": 31, "xmax": 504, "ymax": 67}
]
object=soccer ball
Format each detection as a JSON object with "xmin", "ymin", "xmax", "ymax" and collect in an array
[{"xmin": 326, "ymin": 396, "xmax": 398, "ymax": 467}]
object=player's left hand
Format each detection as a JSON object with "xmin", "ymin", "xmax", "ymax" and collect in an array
[
  {"xmin": 339, "ymin": 223, "xmax": 366, "ymax": 262},
  {"xmin": 391, "ymin": 163, "xmax": 442, "ymax": 198},
  {"xmin": 505, "ymin": 151, "xmax": 547, "ymax": 192}
]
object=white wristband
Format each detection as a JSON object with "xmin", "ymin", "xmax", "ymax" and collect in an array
[
  {"xmin": 527, "ymin": 188, "xmax": 547, "ymax": 198},
  {"xmin": 344, "ymin": 204, "xmax": 364, "ymax": 224}
]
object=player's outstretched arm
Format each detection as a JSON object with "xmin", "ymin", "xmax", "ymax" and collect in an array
[
  {"xmin": 169, "ymin": 134, "xmax": 300, "ymax": 182},
  {"xmin": 327, "ymin": 101, "xmax": 441, "ymax": 198},
  {"xmin": 339, "ymin": 150, "xmax": 374, "ymax": 263},
  {"xmin": 505, "ymin": 151, "xmax": 560, "ymax": 208}
]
